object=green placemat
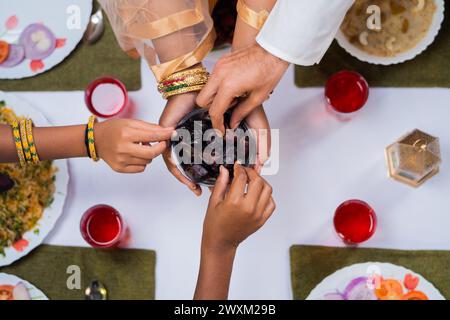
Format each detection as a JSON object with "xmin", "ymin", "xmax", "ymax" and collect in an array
[
  {"xmin": 290, "ymin": 245, "xmax": 450, "ymax": 300},
  {"xmin": 0, "ymin": 1, "xmax": 141, "ymax": 92},
  {"xmin": 0, "ymin": 245, "xmax": 155, "ymax": 300},
  {"xmin": 295, "ymin": 4, "xmax": 450, "ymax": 88}
]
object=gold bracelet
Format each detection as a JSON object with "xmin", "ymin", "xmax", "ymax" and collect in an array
[
  {"xmin": 87, "ymin": 115, "xmax": 99, "ymax": 162},
  {"xmin": 25, "ymin": 119, "xmax": 40, "ymax": 164},
  {"xmin": 163, "ymin": 84, "xmax": 206, "ymax": 99},
  {"xmin": 158, "ymin": 66, "xmax": 209, "ymax": 99},
  {"xmin": 19, "ymin": 119, "xmax": 32, "ymax": 163},
  {"xmin": 11, "ymin": 120, "xmax": 26, "ymax": 167}
]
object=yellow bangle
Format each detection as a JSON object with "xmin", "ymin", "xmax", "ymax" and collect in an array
[
  {"xmin": 11, "ymin": 120, "xmax": 26, "ymax": 167},
  {"xmin": 19, "ymin": 119, "xmax": 32, "ymax": 163},
  {"xmin": 87, "ymin": 115, "xmax": 99, "ymax": 162},
  {"xmin": 158, "ymin": 66, "xmax": 209, "ymax": 99},
  {"xmin": 25, "ymin": 119, "xmax": 40, "ymax": 164}
]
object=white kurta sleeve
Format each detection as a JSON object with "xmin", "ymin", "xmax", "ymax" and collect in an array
[{"xmin": 256, "ymin": 0, "xmax": 354, "ymax": 65}]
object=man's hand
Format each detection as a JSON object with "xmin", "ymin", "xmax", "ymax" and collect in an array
[{"xmin": 196, "ymin": 43, "xmax": 289, "ymax": 133}]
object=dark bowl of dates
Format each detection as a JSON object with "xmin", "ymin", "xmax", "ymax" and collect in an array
[{"xmin": 170, "ymin": 108, "xmax": 256, "ymax": 187}]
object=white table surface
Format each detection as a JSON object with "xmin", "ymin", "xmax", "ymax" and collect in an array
[{"xmin": 10, "ymin": 59, "xmax": 450, "ymax": 300}]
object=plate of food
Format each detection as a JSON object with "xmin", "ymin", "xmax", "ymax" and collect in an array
[
  {"xmin": 0, "ymin": 273, "xmax": 47, "ymax": 300},
  {"xmin": 336, "ymin": 0, "xmax": 445, "ymax": 65},
  {"xmin": 0, "ymin": 0, "xmax": 92, "ymax": 79},
  {"xmin": 0, "ymin": 91, "xmax": 69, "ymax": 266},
  {"xmin": 307, "ymin": 262, "xmax": 444, "ymax": 300}
]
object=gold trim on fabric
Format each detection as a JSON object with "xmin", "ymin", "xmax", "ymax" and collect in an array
[{"xmin": 236, "ymin": 0, "xmax": 269, "ymax": 30}]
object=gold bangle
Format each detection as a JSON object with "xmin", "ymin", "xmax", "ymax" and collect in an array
[
  {"xmin": 163, "ymin": 84, "xmax": 206, "ymax": 99},
  {"xmin": 11, "ymin": 120, "xmax": 26, "ymax": 167},
  {"xmin": 25, "ymin": 119, "xmax": 40, "ymax": 164},
  {"xmin": 158, "ymin": 66, "xmax": 209, "ymax": 99},
  {"xmin": 19, "ymin": 119, "xmax": 32, "ymax": 163},
  {"xmin": 87, "ymin": 115, "xmax": 99, "ymax": 162}
]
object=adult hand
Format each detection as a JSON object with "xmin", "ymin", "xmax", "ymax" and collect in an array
[
  {"xmin": 95, "ymin": 118, "xmax": 174, "ymax": 173},
  {"xmin": 245, "ymin": 106, "xmax": 271, "ymax": 172},
  {"xmin": 159, "ymin": 92, "xmax": 202, "ymax": 196},
  {"xmin": 202, "ymin": 163, "xmax": 276, "ymax": 252},
  {"xmin": 196, "ymin": 43, "xmax": 289, "ymax": 133}
]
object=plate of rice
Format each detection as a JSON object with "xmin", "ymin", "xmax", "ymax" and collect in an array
[{"xmin": 0, "ymin": 91, "xmax": 69, "ymax": 266}]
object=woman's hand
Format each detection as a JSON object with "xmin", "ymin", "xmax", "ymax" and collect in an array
[
  {"xmin": 245, "ymin": 106, "xmax": 271, "ymax": 172},
  {"xmin": 202, "ymin": 163, "xmax": 275, "ymax": 252},
  {"xmin": 94, "ymin": 118, "xmax": 174, "ymax": 173},
  {"xmin": 159, "ymin": 92, "xmax": 202, "ymax": 196}
]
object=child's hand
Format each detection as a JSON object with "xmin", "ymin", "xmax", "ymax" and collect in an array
[
  {"xmin": 94, "ymin": 119, "xmax": 174, "ymax": 173},
  {"xmin": 202, "ymin": 163, "xmax": 276, "ymax": 253}
]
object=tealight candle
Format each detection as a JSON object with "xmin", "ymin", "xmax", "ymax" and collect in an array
[
  {"xmin": 325, "ymin": 70, "xmax": 369, "ymax": 120},
  {"xmin": 85, "ymin": 77, "xmax": 128, "ymax": 118},
  {"xmin": 80, "ymin": 204, "xmax": 127, "ymax": 248},
  {"xmin": 333, "ymin": 199, "xmax": 377, "ymax": 244}
]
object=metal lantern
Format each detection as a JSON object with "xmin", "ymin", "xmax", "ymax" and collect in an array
[{"xmin": 386, "ymin": 129, "xmax": 441, "ymax": 187}]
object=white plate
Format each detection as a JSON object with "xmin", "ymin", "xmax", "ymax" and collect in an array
[
  {"xmin": 0, "ymin": 0, "xmax": 92, "ymax": 79},
  {"xmin": 0, "ymin": 91, "xmax": 70, "ymax": 266},
  {"xmin": 0, "ymin": 273, "xmax": 48, "ymax": 300},
  {"xmin": 307, "ymin": 262, "xmax": 445, "ymax": 300},
  {"xmin": 335, "ymin": 0, "xmax": 445, "ymax": 65}
]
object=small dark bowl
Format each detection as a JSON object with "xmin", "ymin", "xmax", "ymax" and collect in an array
[{"xmin": 171, "ymin": 108, "xmax": 256, "ymax": 187}]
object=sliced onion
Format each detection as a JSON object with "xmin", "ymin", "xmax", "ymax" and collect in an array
[
  {"xmin": 19, "ymin": 23, "xmax": 56, "ymax": 60},
  {"xmin": 12, "ymin": 282, "xmax": 31, "ymax": 300},
  {"xmin": 324, "ymin": 292, "xmax": 345, "ymax": 300},
  {"xmin": 343, "ymin": 277, "xmax": 377, "ymax": 300},
  {"xmin": 0, "ymin": 44, "xmax": 25, "ymax": 68}
]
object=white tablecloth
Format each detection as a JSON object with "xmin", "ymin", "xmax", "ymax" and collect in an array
[{"xmin": 12, "ymin": 60, "xmax": 450, "ymax": 299}]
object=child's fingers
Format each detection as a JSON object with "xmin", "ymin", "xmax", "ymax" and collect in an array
[
  {"xmin": 255, "ymin": 183, "xmax": 273, "ymax": 219},
  {"xmin": 130, "ymin": 141, "xmax": 168, "ymax": 160},
  {"xmin": 128, "ymin": 157, "xmax": 152, "ymax": 166},
  {"xmin": 129, "ymin": 127, "xmax": 174, "ymax": 143},
  {"xmin": 121, "ymin": 165, "xmax": 146, "ymax": 174},
  {"xmin": 227, "ymin": 163, "xmax": 248, "ymax": 202},
  {"xmin": 244, "ymin": 167, "xmax": 265, "ymax": 202},
  {"xmin": 261, "ymin": 197, "xmax": 276, "ymax": 223},
  {"xmin": 210, "ymin": 166, "xmax": 229, "ymax": 204}
]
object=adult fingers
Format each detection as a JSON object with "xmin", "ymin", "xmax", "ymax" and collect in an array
[
  {"xmin": 163, "ymin": 150, "xmax": 202, "ymax": 196},
  {"xmin": 196, "ymin": 75, "xmax": 221, "ymax": 108},
  {"xmin": 227, "ymin": 163, "xmax": 248, "ymax": 202},
  {"xmin": 209, "ymin": 87, "xmax": 237, "ymax": 134},
  {"xmin": 230, "ymin": 92, "xmax": 268, "ymax": 129},
  {"xmin": 210, "ymin": 166, "xmax": 229, "ymax": 205}
]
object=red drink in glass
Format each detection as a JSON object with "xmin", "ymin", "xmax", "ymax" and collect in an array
[
  {"xmin": 85, "ymin": 77, "xmax": 128, "ymax": 118},
  {"xmin": 80, "ymin": 205, "xmax": 127, "ymax": 248},
  {"xmin": 333, "ymin": 199, "xmax": 377, "ymax": 244},
  {"xmin": 325, "ymin": 70, "xmax": 369, "ymax": 119}
]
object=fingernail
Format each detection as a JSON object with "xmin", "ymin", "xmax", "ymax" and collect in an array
[{"xmin": 191, "ymin": 185, "xmax": 197, "ymax": 190}]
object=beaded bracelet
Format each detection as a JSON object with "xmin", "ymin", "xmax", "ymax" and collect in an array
[
  {"xmin": 19, "ymin": 119, "xmax": 32, "ymax": 163},
  {"xmin": 11, "ymin": 120, "xmax": 26, "ymax": 167},
  {"xmin": 25, "ymin": 119, "xmax": 40, "ymax": 164},
  {"xmin": 86, "ymin": 115, "xmax": 99, "ymax": 162}
]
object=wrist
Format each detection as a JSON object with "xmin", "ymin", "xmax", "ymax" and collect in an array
[{"xmin": 201, "ymin": 236, "xmax": 238, "ymax": 257}]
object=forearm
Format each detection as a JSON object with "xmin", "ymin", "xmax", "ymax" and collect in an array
[
  {"xmin": 194, "ymin": 245, "xmax": 236, "ymax": 300},
  {"xmin": 0, "ymin": 124, "xmax": 87, "ymax": 163},
  {"xmin": 233, "ymin": 0, "xmax": 276, "ymax": 50}
]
